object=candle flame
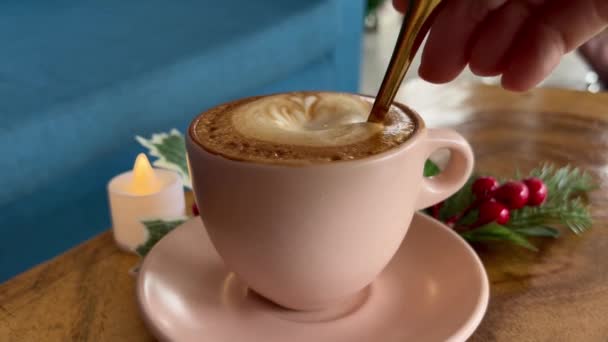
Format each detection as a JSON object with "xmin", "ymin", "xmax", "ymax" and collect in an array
[{"xmin": 129, "ymin": 153, "xmax": 162, "ymax": 195}]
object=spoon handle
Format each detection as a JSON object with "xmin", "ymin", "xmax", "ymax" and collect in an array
[{"xmin": 368, "ymin": 0, "xmax": 443, "ymax": 123}]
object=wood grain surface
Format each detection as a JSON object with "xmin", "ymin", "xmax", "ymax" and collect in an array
[
  {"xmin": 1, "ymin": 81, "xmax": 607, "ymax": 341},
  {"xmin": 400, "ymin": 80, "xmax": 608, "ymax": 342}
]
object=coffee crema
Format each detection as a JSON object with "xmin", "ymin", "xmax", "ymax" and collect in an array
[{"xmin": 191, "ymin": 92, "xmax": 417, "ymax": 164}]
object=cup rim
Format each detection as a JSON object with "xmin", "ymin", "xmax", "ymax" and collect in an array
[{"xmin": 187, "ymin": 91, "xmax": 427, "ymax": 168}]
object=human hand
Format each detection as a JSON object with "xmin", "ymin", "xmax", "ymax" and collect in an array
[{"xmin": 393, "ymin": 0, "xmax": 608, "ymax": 91}]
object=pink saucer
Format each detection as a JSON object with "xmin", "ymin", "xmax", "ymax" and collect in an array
[{"xmin": 137, "ymin": 213, "xmax": 489, "ymax": 342}]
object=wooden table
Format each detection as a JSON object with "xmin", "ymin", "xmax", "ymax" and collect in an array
[{"xmin": 1, "ymin": 81, "xmax": 607, "ymax": 341}]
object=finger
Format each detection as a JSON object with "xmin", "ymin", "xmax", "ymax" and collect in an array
[
  {"xmin": 500, "ymin": 24, "xmax": 563, "ymax": 91},
  {"xmin": 502, "ymin": 0, "xmax": 608, "ymax": 91},
  {"xmin": 419, "ymin": 0, "xmax": 507, "ymax": 83},
  {"xmin": 469, "ymin": 0, "xmax": 543, "ymax": 76}
]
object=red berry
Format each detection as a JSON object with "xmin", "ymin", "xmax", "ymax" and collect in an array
[
  {"xmin": 477, "ymin": 200, "xmax": 510, "ymax": 225},
  {"xmin": 472, "ymin": 176, "xmax": 500, "ymax": 200},
  {"xmin": 192, "ymin": 202, "xmax": 199, "ymax": 216},
  {"xmin": 523, "ymin": 177, "xmax": 548, "ymax": 206},
  {"xmin": 495, "ymin": 181, "xmax": 529, "ymax": 209}
]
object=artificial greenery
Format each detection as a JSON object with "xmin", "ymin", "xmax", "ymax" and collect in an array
[
  {"xmin": 136, "ymin": 218, "xmax": 188, "ymax": 257},
  {"xmin": 459, "ymin": 223, "xmax": 538, "ymax": 251},
  {"xmin": 135, "ymin": 130, "xmax": 596, "ymax": 254},
  {"xmin": 366, "ymin": 0, "xmax": 386, "ymax": 14},
  {"xmin": 136, "ymin": 129, "xmax": 191, "ymax": 188},
  {"xmin": 423, "ymin": 160, "xmax": 595, "ymax": 251}
]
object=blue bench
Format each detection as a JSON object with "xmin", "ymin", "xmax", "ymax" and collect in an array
[{"xmin": 0, "ymin": 0, "xmax": 364, "ymax": 281}]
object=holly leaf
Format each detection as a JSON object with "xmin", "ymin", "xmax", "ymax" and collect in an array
[
  {"xmin": 136, "ymin": 129, "xmax": 191, "ymax": 188},
  {"xmin": 427, "ymin": 169, "xmax": 477, "ymax": 221},
  {"xmin": 424, "ymin": 159, "xmax": 441, "ymax": 177},
  {"xmin": 136, "ymin": 218, "xmax": 188, "ymax": 257},
  {"xmin": 439, "ymin": 177, "xmax": 475, "ymax": 221},
  {"xmin": 458, "ymin": 208, "xmax": 479, "ymax": 226},
  {"xmin": 513, "ymin": 226, "xmax": 560, "ymax": 238},
  {"xmin": 422, "ymin": 159, "xmax": 475, "ymax": 221},
  {"xmin": 460, "ymin": 223, "xmax": 538, "ymax": 251}
]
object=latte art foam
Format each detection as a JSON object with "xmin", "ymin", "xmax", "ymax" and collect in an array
[
  {"xmin": 232, "ymin": 94, "xmax": 383, "ymax": 147},
  {"xmin": 192, "ymin": 92, "xmax": 417, "ymax": 164}
]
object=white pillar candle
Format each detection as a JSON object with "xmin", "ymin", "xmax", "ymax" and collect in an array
[{"xmin": 108, "ymin": 153, "xmax": 185, "ymax": 252}]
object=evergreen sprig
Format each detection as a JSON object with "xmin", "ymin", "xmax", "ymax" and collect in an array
[{"xmin": 423, "ymin": 161, "xmax": 596, "ymax": 250}]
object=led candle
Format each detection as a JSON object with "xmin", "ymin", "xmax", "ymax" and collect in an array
[{"xmin": 108, "ymin": 153, "xmax": 185, "ymax": 252}]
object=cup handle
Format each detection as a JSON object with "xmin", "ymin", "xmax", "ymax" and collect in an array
[{"xmin": 415, "ymin": 128, "xmax": 474, "ymax": 210}]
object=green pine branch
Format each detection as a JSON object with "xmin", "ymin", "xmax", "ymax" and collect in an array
[
  {"xmin": 512, "ymin": 163, "xmax": 595, "ymax": 234},
  {"xmin": 529, "ymin": 164, "xmax": 596, "ymax": 204},
  {"xmin": 423, "ymin": 160, "xmax": 596, "ymax": 250},
  {"xmin": 508, "ymin": 198, "xmax": 592, "ymax": 234}
]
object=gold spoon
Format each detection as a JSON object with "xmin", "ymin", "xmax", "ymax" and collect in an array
[{"xmin": 368, "ymin": 0, "xmax": 444, "ymax": 123}]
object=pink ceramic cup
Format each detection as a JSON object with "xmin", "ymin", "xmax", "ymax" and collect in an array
[{"xmin": 186, "ymin": 93, "xmax": 474, "ymax": 311}]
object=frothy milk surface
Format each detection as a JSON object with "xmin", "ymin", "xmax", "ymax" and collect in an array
[{"xmin": 192, "ymin": 92, "xmax": 417, "ymax": 164}]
